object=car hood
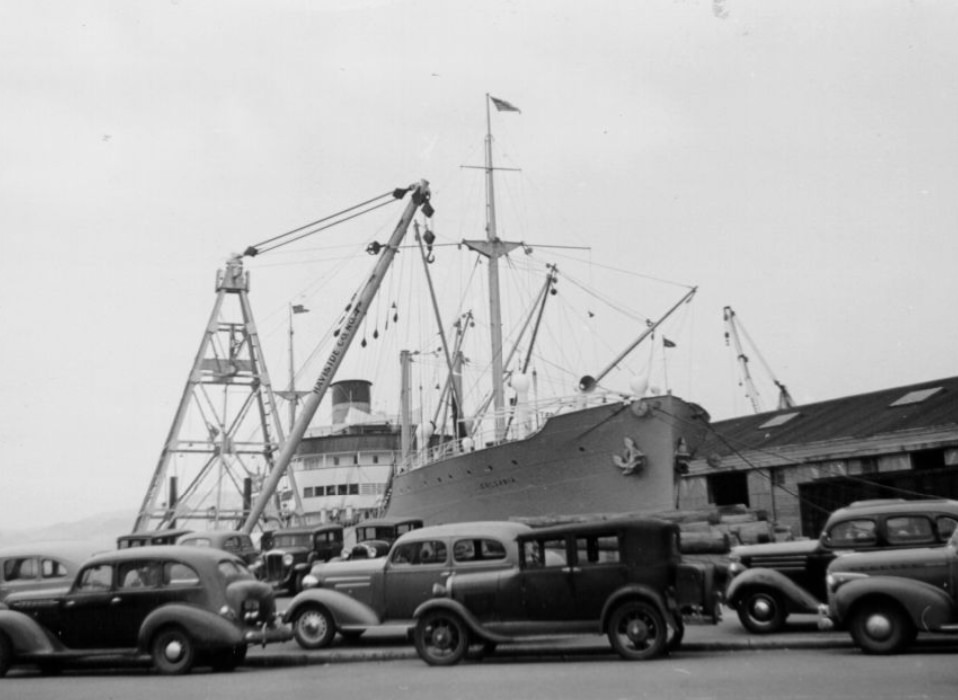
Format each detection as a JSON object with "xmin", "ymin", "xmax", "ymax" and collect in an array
[
  {"xmin": 828, "ymin": 544, "xmax": 954, "ymax": 575},
  {"xmin": 310, "ymin": 556, "xmax": 386, "ymax": 581}
]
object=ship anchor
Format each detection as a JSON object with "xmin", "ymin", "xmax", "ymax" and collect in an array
[{"xmin": 613, "ymin": 437, "xmax": 645, "ymax": 476}]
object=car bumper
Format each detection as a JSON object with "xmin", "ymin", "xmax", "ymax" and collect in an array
[
  {"xmin": 245, "ymin": 623, "xmax": 294, "ymax": 646},
  {"xmin": 816, "ymin": 603, "xmax": 835, "ymax": 631}
]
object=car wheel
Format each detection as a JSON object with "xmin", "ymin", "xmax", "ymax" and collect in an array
[
  {"xmin": 292, "ymin": 604, "xmax": 336, "ymax": 649},
  {"xmin": 0, "ymin": 632, "xmax": 12, "ymax": 678},
  {"xmin": 151, "ymin": 626, "xmax": 196, "ymax": 675},
  {"xmin": 850, "ymin": 601, "xmax": 916, "ymax": 655},
  {"xmin": 414, "ymin": 610, "xmax": 470, "ymax": 666},
  {"xmin": 736, "ymin": 589, "xmax": 787, "ymax": 634},
  {"xmin": 606, "ymin": 600, "xmax": 668, "ymax": 661}
]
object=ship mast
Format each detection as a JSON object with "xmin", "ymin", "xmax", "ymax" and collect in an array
[{"xmin": 462, "ymin": 94, "xmax": 522, "ymax": 442}]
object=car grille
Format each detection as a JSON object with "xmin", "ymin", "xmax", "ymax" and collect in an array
[{"xmin": 263, "ymin": 552, "xmax": 291, "ymax": 582}]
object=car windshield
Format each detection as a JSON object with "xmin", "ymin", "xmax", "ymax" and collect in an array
[
  {"xmin": 272, "ymin": 534, "xmax": 310, "ymax": 548},
  {"xmin": 218, "ymin": 559, "xmax": 255, "ymax": 582}
]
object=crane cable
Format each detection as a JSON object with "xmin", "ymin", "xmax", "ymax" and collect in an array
[{"xmin": 242, "ymin": 187, "xmax": 409, "ymax": 257}]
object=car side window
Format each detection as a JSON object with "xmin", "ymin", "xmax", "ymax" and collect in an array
[
  {"xmin": 453, "ymin": 538, "xmax": 508, "ymax": 562},
  {"xmin": 391, "ymin": 540, "xmax": 447, "ymax": 565},
  {"xmin": 76, "ymin": 564, "xmax": 113, "ymax": 591},
  {"xmin": 41, "ymin": 559, "xmax": 69, "ymax": 579},
  {"xmin": 937, "ymin": 517, "xmax": 958, "ymax": 541},
  {"xmin": 164, "ymin": 562, "xmax": 200, "ymax": 587},
  {"xmin": 574, "ymin": 534, "xmax": 621, "ymax": 565},
  {"xmin": 886, "ymin": 516, "xmax": 934, "ymax": 545},
  {"xmin": 4, "ymin": 557, "xmax": 38, "ymax": 581},
  {"xmin": 523, "ymin": 537, "xmax": 567, "ymax": 568},
  {"xmin": 119, "ymin": 561, "xmax": 163, "ymax": 589},
  {"xmin": 826, "ymin": 519, "xmax": 877, "ymax": 547}
]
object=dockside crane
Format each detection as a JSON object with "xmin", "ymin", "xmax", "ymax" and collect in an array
[{"xmin": 723, "ymin": 305, "xmax": 796, "ymax": 414}]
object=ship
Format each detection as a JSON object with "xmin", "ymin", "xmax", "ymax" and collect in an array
[{"xmin": 271, "ymin": 94, "xmax": 711, "ymax": 528}]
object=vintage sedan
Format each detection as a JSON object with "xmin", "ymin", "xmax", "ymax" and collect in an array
[
  {"xmin": 0, "ymin": 543, "xmax": 99, "ymax": 603},
  {"xmin": 725, "ymin": 498, "xmax": 958, "ymax": 633},
  {"xmin": 282, "ymin": 521, "xmax": 532, "ymax": 649},
  {"xmin": 0, "ymin": 545, "xmax": 291, "ymax": 676},
  {"xmin": 411, "ymin": 518, "xmax": 720, "ymax": 665},
  {"xmin": 821, "ymin": 527, "xmax": 958, "ymax": 654},
  {"xmin": 261, "ymin": 524, "xmax": 344, "ymax": 594}
]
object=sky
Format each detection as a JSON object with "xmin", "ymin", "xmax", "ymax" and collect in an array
[{"xmin": 1, "ymin": 0, "xmax": 956, "ymax": 531}]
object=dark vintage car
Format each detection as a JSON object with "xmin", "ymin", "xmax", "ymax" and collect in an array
[
  {"xmin": 117, "ymin": 529, "xmax": 193, "ymax": 549},
  {"xmin": 821, "ymin": 527, "xmax": 958, "ymax": 654},
  {"xmin": 411, "ymin": 518, "xmax": 720, "ymax": 665},
  {"xmin": 0, "ymin": 543, "xmax": 99, "ymax": 603},
  {"xmin": 283, "ymin": 521, "xmax": 533, "ymax": 649},
  {"xmin": 725, "ymin": 498, "xmax": 958, "ymax": 633},
  {"xmin": 261, "ymin": 524, "xmax": 344, "ymax": 594},
  {"xmin": 345, "ymin": 518, "xmax": 424, "ymax": 560},
  {"xmin": 178, "ymin": 531, "xmax": 263, "ymax": 574},
  {"xmin": 0, "ymin": 545, "xmax": 291, "ymax": 676}
]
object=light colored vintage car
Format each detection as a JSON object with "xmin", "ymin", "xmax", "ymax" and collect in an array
[
  {"xmin": 282, "ymin": 521, "xmax": 532, "ymax": 649},
  {"xmin": 0, "ymin": 542, "xmax": 99, "ymax": 603}
]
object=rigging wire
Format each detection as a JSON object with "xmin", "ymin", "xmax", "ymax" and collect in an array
[{"xmin": 243, "ymin": 188, "xmax": 406, "ymax": 257}]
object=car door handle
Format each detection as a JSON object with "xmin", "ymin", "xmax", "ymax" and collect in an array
[
  {"xmin": 64, "ymin": 600, "xmax": 76, "ymax": 608},
  {"xmin": 439, "ymin": 571, "xmax": 451, "ymax": 578},
  {"xmin": 561, "ymin": 566, "xmax": 581, "ymax": 574},
  {"xmin": 110, "ymin": 597, "xmax": 122, "ymax": 605}
]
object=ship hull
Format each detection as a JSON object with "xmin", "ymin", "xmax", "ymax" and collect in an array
[{"xmin": 384, "ymin": 395, "xmax": 709, "ymax": 525}]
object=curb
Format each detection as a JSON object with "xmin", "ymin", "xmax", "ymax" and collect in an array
[{"xmin": 243, "ymin": 635, "xmax": 854, "ymax": 667}]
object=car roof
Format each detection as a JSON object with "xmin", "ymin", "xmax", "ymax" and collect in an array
[
  {"xmin": 83, "ymin": 544, "xmax": 243, "ymax": 568},
  {"xmin": 0, "ymin": 542, "xmax": 99, "ymax": 560},
  {"xmin": 827, "ymin": 498, "xmax": 958, "ymax": 521},
  {"xmin": 394, "ymin": 521, "xmax": 532, "ymax": 543}
]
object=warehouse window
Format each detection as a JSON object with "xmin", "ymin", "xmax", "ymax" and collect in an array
[{"xmin": 707, "ymin": 471, "xmax": 750, "ymax": 507}]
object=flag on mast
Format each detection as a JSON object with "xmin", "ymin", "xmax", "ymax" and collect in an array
[
  {"xmin": 490, "ymin": 96, "xmax": 521, "ymax": 113},
  {"xmin": 292, "ymin": 304, "xmax": 309, "ymax": 314}
]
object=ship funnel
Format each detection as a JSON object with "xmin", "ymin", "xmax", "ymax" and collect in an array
[{"xmin": 331, "ymin": 380, "xmax": 372, "ymax": 424}]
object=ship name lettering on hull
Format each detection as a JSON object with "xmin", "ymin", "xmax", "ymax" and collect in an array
[{"xmin": 479, "ymin": 477, "xmax": 518, "ymax": 490}]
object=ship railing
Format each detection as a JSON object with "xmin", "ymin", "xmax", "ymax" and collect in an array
[{"xmin": 405, "ymin": 390, "xmax": 632, "ymax": 470}]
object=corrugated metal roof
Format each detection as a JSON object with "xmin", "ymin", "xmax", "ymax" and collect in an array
[{"xmin": 694, "ymin": 376, "xmax": 958, "ymax": 463}]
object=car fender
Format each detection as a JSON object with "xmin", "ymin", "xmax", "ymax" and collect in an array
[
  {"xmin": 0, "ymin": 609, "xmax": 62, "ymax": 654},
  {"xmin": 412, "ymin": 598, "xmax": 505, "ymax": 643},
  {"xmin": 726, "ymin": 568, "xmax": 820, "ymax": 613},
  {"xmin": 600, "ymin": 584, "xmax": 670, "ymax": 631},
  {"xmin": 833, "ymin": 576, "xmax": 956, "ymax": 631},
  {"xmin": 283, "ymin": 588, "xmax": 381, "ymax": 628},
  {"xmin": 138, "ymin": 604, "xmax": 244, "ymax": 652}
]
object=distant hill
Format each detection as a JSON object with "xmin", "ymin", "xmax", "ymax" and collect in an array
[{"xmin": 0, "ymin": 509, "xmax": 138, "ymax": 550}]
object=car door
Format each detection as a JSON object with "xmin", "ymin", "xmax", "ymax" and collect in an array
[
  {"xmin": 519, "ymin": 534, "xmax": 578, "ymax": 621},
  {"xmin": 564, "ymin": 532, "xmax": 628, "ymax": 620},
  {"xmin": 383, "ymin": 538, "xmax": 450, "ymax": 620},
  {"xmin": 58, "ymin": 563, "xmax": 124, "ymax": 649}
]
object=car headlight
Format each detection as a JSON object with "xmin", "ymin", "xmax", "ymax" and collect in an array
[
  {"xmin": 301, "ymin": 574, "xmax": 318, "ymax": 590},
  {"xmin": 727, "ymin": 560, "xmax": 746, "ymax": 578},
  {"xmin": 826, "ymin": 571, "xmax": 868, "ymax": 594},
  {"xmin": 282, "ymin": 553, "xmax": 294, "ymax": 567}
]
